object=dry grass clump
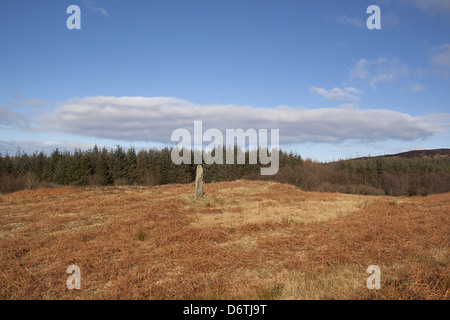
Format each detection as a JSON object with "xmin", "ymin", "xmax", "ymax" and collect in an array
[
  {"xmin": 0, "ymin": 180, "xmax": 448, "ymax": 299},
  {"xmin": 189, "ymin": 181, "xmax": 371, "ymax": 228}
]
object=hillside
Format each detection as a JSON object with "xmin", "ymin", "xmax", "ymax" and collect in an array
[
  {"xmin": 1, "ymin": 180, "xmax": 448, "ymax": 300},
  {"xmin": 353, "ymin": 148, "xmax": 450, "ymax": 160}
]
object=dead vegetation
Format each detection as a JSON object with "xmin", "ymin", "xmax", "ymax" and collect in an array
[{"xmin": 0, "ymin": 180, "xmax": 448, "ymax": 299}]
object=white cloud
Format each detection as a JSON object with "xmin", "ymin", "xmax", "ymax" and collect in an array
[
  {"xmin": 0, "ymin": 105, "xmax": 29, "ymax": 129},
  {"xmin": 310, "ymin": 87, "xmax": 362, "ymax": 101},
  {"xmin": 405, "ymin": 0, "xmax": 450, "ymax": 16},
  {"xmin": 336, "ymin": 11, "xmax": 398, "ymax": 29},
  {"xmin": 350, "ymin": 59, "xmax": 369, "ymax": 80},
  {"xmin": 402, "ymin": 83, "xmax": 426, "ymax": 93},
  {"xmin": 34, "ymin": 96, "xmax": 445, "ymax": 145},
  {"xmin": 83, "ymin": 0, "xmax": 109, "ymax": 17},
  {"xmin": 350, "ymin": 57, "xmax": 409, "ymax": 88},
  {"xmin": 410, "ymin": 83, "xmax": 426, "ymax": 92},
  {"xmin": 10, "ymin": 99, "xmax": 50, "ymax": 108},
  {"xmin": 335, "ymin": 15, "xmax": 364, "ymax": 28},
  {"xmin": 429, "ymin": 43, "xmax": 450, "ymax": 75}
]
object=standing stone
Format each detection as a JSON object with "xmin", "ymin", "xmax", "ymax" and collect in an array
[{"xmin": 195, "ymin": 165, "xmax": 204, "ymax": 200}]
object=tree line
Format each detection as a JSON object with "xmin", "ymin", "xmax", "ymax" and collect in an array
[{"xmin": 0, "ymin": 145, "xmax": 449, "ymax": 196}]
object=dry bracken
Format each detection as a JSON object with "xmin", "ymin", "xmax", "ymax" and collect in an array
[{"xmin": 0, "ymin": 180, "xmax": 448, "ymax": 299}]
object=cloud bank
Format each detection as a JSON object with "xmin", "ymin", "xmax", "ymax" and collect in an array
[{"xmin": 34, "ymin": 96, "xmax": 445, "ymax": 145}]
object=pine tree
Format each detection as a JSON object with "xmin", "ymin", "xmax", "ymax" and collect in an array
[
  {"xmin": 112, "ymin": 145, "xmax": 127, "ymax": 184},
  {"xmin": 96, "ymin": 147, "xmax": 113, "ymax": 185},
  {"xmin": 126, "ymin": 147, "xmax": 137, "ymax": 185}
]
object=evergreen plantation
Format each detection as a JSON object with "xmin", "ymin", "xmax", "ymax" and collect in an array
[{"xmin": 0, "ymin": 145, "xmax": 449, "ymax": 196}]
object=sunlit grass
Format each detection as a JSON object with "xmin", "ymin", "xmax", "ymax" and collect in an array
[{"xmin": 0, "ymin": 180, "xmax": 448, "ymax": 299}]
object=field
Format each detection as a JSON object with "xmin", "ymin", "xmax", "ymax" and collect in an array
[{"xmin": 0, "ymin": 180, "xmax": 448, "ymax": 299}]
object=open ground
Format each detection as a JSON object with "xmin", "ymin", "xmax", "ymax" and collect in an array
[{"xmin": 0, "ymin": 180, "xmax": 448, "ymax": 299}]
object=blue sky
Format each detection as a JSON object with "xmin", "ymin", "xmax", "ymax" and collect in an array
[{"xmin": 1, "ymin": 0, "xmax": 449, "ymax": 162}]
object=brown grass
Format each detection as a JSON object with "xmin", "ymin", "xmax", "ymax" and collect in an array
[{"xmin": 0, "ymin": 180, "xmax": 448, "ymax": 300}]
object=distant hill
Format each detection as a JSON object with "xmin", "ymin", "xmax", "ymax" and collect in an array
[{"xmin": 354, "ymin": 148, "xmax": 450, "ymax": 160}]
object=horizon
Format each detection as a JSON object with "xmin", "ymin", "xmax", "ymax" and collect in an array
[
  {"xmin": 1, "ymin": 0, "xmax": 449, "ymax": 162},
  {"xmin": 2, "ymin": 142, "xmax": 448, "ymax": 165}
]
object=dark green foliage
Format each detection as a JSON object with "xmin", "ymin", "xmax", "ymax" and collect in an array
[
  {"xmin": 112, "ymin": 145, "xmax": 127, "ymax": 184},
  {"xmin": 324, "ymin": 157, "xmax": 450, "ymax": 196},
  {"xmin": 94, "ymin": 147, "xmax": 113, "ymax": 186},
  {"xmin": 126, "ymin": 147, "xmax": 138, "ymax": 185},
  {"xmin": 136, "ymin": 230, "xmax": 147, "ymax": 242},
  {"xmin": 0, "ymin": 146, "xmax": 449, "ymax": 196}
]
